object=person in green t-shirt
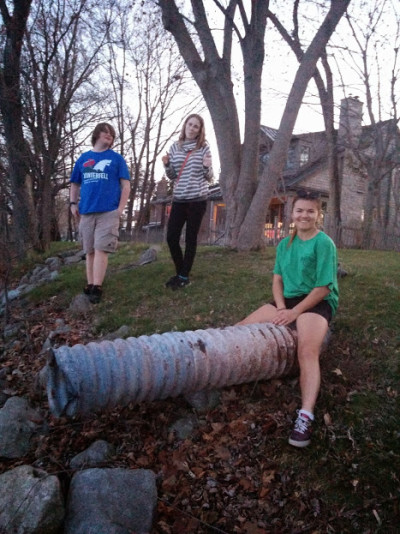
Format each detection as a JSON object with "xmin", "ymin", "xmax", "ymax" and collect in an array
[{"xmin": 238, "ymin": 190, "xmax": 339, "ymax": 448}]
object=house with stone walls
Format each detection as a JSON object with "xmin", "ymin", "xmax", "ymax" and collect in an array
[{"xmin": 147, "ymin": 96, "xmax": 400, "ymax": 248}]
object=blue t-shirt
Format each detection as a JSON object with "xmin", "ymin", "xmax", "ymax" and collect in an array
[
  {"xmin": 70, "ymin": 149, "xmax": 130, "ymax": 214},
  {"xmin": 273, "ymin": 232, "xmax": 339, "ymax": 315}
]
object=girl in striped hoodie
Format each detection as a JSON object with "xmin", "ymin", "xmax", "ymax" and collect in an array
[{"xmin": 162, "ymin": 114, "xmax": 214, "ymax": 289}]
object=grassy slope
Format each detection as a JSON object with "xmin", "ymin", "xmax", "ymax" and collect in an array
[{"xmin": 14, "ymin": 244, "xmax": 400, "ymax": 531}]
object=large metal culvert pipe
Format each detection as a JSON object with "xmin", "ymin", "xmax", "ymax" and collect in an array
[{"xmin": 46, "ymin": 323, "xmax": 298, "ymax": 418}]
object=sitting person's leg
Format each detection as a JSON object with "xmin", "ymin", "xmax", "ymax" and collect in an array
[
  {"xmin": 296, "ymin": 312, "xmax": 329, "ymax": 414},
  {"xmin": 236, "ymin": 303, "xmax": 278, "ymax": 325},
  {"xmin": 289, "ymin": 312, "xmax": 329, "ymax": 447}
]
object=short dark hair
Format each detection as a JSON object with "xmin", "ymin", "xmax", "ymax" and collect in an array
[{"xmin": 91, "ymin": 123, "xmax": 116, "ymax": 147}]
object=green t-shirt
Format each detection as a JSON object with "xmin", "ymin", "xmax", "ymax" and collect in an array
[{"xmin": 273, "ymin": 231, "xmax": 339, "ymax": 316}]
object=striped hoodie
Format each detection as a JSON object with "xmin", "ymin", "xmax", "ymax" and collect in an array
[{"xmin": 164, "ymin": 140, "xmax": 213, "ymax": 202}]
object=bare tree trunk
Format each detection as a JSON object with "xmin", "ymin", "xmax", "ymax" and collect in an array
[
  {"xmin": 268, "ymin": 9, "xmax": 343, "ymax": 244},
  {"xmin": 159, "ymin": 0, "xmax": 350, "ymax": 250},
  {"xmin": 21, "ymin": 0, "xmax": 110, "ymax": 251},
  {"xmin": 230, "ymin": 3, "xmax": 267, "ymax": 244},
  {"xmin": 237, "ymin": 0, "xmax": 351, "ymax": 250},
  {"xmin": 0, "ymin": 0, "xmax": 35, "ymax": 258},
  {"xmin": 158, "ymin": 0, "xmax": 248, "ymax": 245}
]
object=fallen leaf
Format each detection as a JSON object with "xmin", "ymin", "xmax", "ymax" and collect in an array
[
  {"xmin": 262, "ymin": 470, "xmax": 276, "ymax": 486},
  {"xmin": 323, "ymin": 412, "xmax": 333, "ymax": 426},
  {"xmin": 239, "ymin": 478, "xmax": 253, "ymax": 490},
  {"xmin": 215, "ymin": 446, "xmax": 231, "ymax": 460}
]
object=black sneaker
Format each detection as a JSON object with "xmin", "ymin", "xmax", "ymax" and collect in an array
[
  {"xmin": 288, "ymin": 412, "xmax": 312, "ymax": 448},
  {"xmin": 171, "ymin": 276, "xmax": 191, "ymax": 290},
  {"xmin": 88, "ymin": 285, "xmax": 102, "ymax": 304},
  {"xmin": 83, "ymin": 284, "xmax": 93, "ymax": 296},
  {"xmin": 165, "ymin": 275, "xmax": 179, "ymax": 288}
]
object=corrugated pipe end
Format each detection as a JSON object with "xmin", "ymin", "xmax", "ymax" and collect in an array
[{"xmin": 46, "ymin": 348, "xmax": 78, "ymax": 417}]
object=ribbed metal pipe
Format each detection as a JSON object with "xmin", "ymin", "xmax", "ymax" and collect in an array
[{"xmin": 46, "ymin": 323, "xmax": 298, "ymax": 417}]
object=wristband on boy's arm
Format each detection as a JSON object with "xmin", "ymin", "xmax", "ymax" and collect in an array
[{"xmin": 70, "ymin": 201, "xmax": 77, "ymax": 205}]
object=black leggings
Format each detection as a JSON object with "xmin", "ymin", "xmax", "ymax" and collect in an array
[{"xmin": 167, "ymin": 200, "xmax": 207, "ymax": 277}]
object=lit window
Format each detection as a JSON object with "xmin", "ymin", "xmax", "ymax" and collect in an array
[{"xmin": 299, "ymin": 146, "xmax": 310, "ymax": 166}]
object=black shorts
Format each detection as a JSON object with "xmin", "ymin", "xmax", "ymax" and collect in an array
[{"xmin": 272, "ymin": 295, "xmax": 333, "ymax": 324}]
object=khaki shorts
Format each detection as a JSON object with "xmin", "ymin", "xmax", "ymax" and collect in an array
[{"xmin": 79, "ymin": 210, "xmax": 120, "ymax": 254}]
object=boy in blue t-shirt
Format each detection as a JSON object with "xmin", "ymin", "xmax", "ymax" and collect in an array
[{"xmin": 70, "ymin": 123, "xmax": 130, "ymax": 303}]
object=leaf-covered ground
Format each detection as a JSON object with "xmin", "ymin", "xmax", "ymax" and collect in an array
[{"xmin": 1, "ymin": 245, "xmax": 399, "ymax": 533}]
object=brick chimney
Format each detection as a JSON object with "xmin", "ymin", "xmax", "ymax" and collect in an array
[
  {"xmin": 156, "ymin": 177, "xmax": 168, "ymax": 199},
  {"xmin": 338, "ymin": 95, "xmax": 363, "ymax": 146}
]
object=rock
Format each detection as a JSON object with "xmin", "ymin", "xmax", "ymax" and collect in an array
[
  {"xmin": 49, "ymin": 270, "xmax": 59, "ymax": 281},
  {"xmin": 58, "ymin": 249, "xmax": 83, "ymax": 259},
  {"xmin": 137, "ymin": 247, "xmax": 158, "ymax": 266},
  {"xmin": 184, "ymin": 389, "xmax": 221, "ymax": 413},
  {"xmin": 0, "ymin": 397, "xmax": 44, "ymax": 458},
  {"xmin": 1, "ymin": 250, "xmax": 83, "ymax": 311},
  {"xmin": 64, "ymin": 468, "xmax": 157, "ymax": 534},
  {"xmin": 45, "ymin": 256, "xmax": 62, "ymax": 271},
  {"xmin": 12, "ymin": 368, "xmax": 24, "ymax": 379},
  {"xmin": 68, "ymin": 293, "xmax": 92, "ymax": 317},
  {"xmin": 3, "ymin": 322, "xmax": 24, "ymax": 339},
  {"xmin": 169, "ymin": 415, "xmax": 198, "ymax": 440},
  {"xmin": 64, "ymin": 253, "xmax": 85, "ymax": 265},
  {"xmin": 1, "ymin": 264, "xmax": 59, "ymax": 310},
  {"xmin": 0, "ymin": 377, "xmax": 9, "ymax": 407},
  {"xmin": 101, "ymin": 324, "xmax": 131, "ymax": 341},
  {"xmin": 30, "ymin": 265, "xmax": 50, "ymax": 283},
  {"xmin": 0, "ymin": 465, "xmax": 64, "ymax": 534},
  {"xmin": 49, "ymin": 323, "xmax": 71, "ymax": 340},
  {"xmin": 1, "ymin": 288, "xmax": 22, "ymax": 304},
  {"xmin": 337, "ymin": 262, "xmax": 348, "ymax": 278},
  {"xmin": 70, "ymin": 440, "xmax": 116, "ymax": 469},
  {"xmin": 0, "ymin": 366, "xmax": 11, "ymax": 379},
  {"xmin": 19, "ymin": 272, "xmax": 30, "ymax": 285}
]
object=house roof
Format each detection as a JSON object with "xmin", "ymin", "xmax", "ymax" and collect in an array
[
  {"xmin": 260, "ymin": 125, "xmax": 278, "ymax": 141},
  {"xmin": 208, "ymin": 184, "xmax": 222, "ymax": 200},
  {"xmin": 282, "ymin": 155, "xmax": 327, "ymax": 189}
]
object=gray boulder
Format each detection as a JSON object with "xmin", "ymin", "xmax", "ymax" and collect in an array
[
  {"xmin": 0, "ymin": 396, "xmax": 44, "ymax": 458},
  {"xmin": 0, "ymin": 465, "xmax": 64, "ymax": 534},
  {"xmin": 137, "ymin": 247, "xmax": 157, "ymax": 266},
  {"xmin": 70, "ymin": 440, "xmax": 116, "ymax": 469},
  {"xmin": 45, "ymin": 256, "xmax": 62, "ymax": 271},
  {"xmin": 169, "ymin": 414, "xmax": 199, "ymax": 440},
  {"xmin": 68, "ymin": 293, "xmax": 92, "ymax": 317},
  {"xmin": 64, "ymin": 250, "xmax": 85, "ymax": 264},
  {"xmin": 185, "ymin": 388, "xmax": 221, "ymax": 413},
  {"xmin": 64, "ymin": 468, "xmax": 157, "ymax": 534},
  {"xmin": 101, "ymin": 324, "xmax": 131, "ymax": 341}
]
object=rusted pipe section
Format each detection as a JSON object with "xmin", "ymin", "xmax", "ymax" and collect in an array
[{"xmin": 46, "ymin": 323, "xmax": 298, "ymax": 417}]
